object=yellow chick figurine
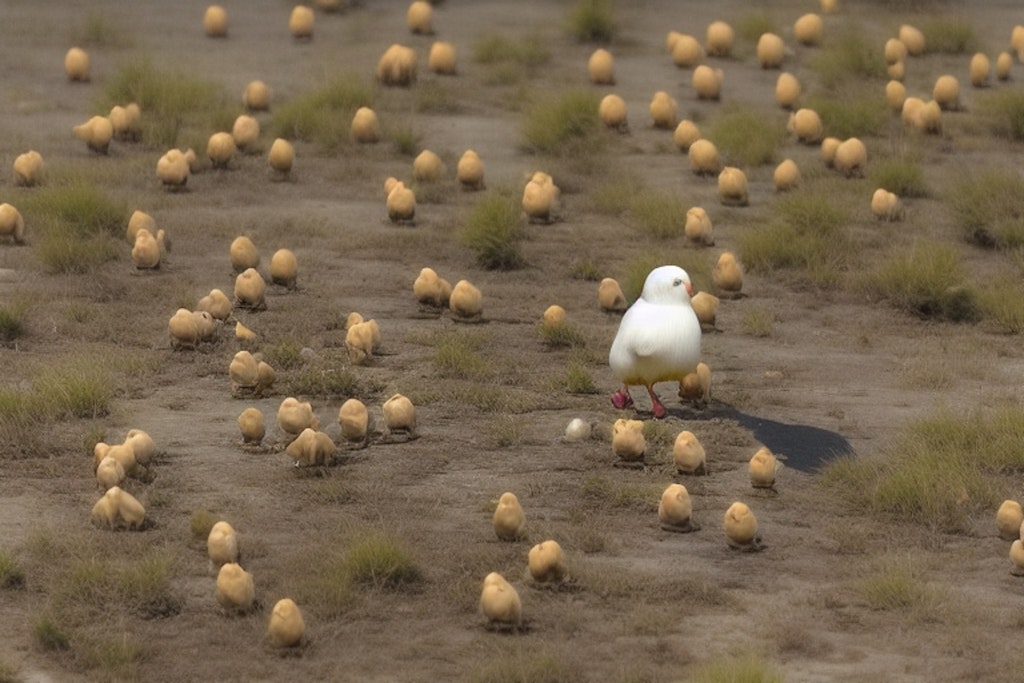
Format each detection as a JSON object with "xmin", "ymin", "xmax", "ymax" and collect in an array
[
  {"xmin": 493, "ymin": 492, "xmax": 525, "ymax": 541},
  {"xmin": 611, "ymin": 418, "xmax": 646, "ymax": 463}
]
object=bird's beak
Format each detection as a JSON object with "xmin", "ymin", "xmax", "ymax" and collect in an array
[{"xmin": 685, "ymin": 282, "xmax": 694, "ymax": 296}]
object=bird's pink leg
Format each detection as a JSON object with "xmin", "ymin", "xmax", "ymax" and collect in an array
[
  {"xmin": 646, "ymin": 385, "xmax": 667, "ymax": 419},
  {"xmin": 611, "ymin": 386, "xmax": 634, "ymax": 410}
]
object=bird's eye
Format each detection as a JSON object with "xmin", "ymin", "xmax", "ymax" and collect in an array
[{"xmin": 672, "ymin": 279, "xmax": 682, "ymax": 287}]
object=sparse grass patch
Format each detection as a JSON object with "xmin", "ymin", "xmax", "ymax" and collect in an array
[
  {"xmin": 22, "ymin": 178, "xmax": 128, "ymax": 274},
  {"xmin": 569, "ymin": 257, "xmax": 602, "ymax": 281},
  {"xmin": 805, "ymin": 89, "xmax": 888, "ymax": 138},
  {"xmin": 859, "ymin": 241, "xmax": 980, "ymax": 321},
  {"xmin": 566, "ymin": 0, "xmax": 616, "ymax": 43},
  {"xmin": 32, "ymin": 615, "xmax": 70, "ymax": 652},
  {"xmin": 414, "ymin": 80, "xmax": 463, "ymax": 114},
  {"xmin": 76, "ymin": 633, "xmax": 147, "ymax": 680},
  {"xmin": 975, "ymin": 89, "xmax": 1024, "ymax": 141},
  {"xmin": 468, "ymin": 648, "xmax": 580, "ymax": 683},
  {"xmin": 627, "ymin": 191, "xmax": 686, "ymax": 240},
  {"xmin": 20, "ymin": 179, "xmax": 127, "ymax": 239},
  {"xmin": 921, "ymin": 17, "xmax": 976, "ymax": 54},
  {"xmin": 869, "ymin": 156, "xmax": 928, "ymax": 198},
  {"xmin": 591, "ymin": 176, "xmax": 645, "ymax": 217},
  {"xmin": 473, "ymin": 32, "xmax": 551, "ymax": 85},
  {"xmin": 0, "ymin": 551, "xmax": 25, "ymax": 589},
  {"xmin": 738, "ymin": 192, "xmax": 852, "ymax": 288},
  {"xmin": 580, "ymin": 475, "xmax": 659, "ymax": 512},
  {"xmin": 977, "ymin": 276, "xmax": 1024, "ymax": 334},
  {"xmin": 262, "ymin": 336, "xmax": 306, "ymax": 370},
  {"xmin": 736, "ymin": 11, "xmax": 777, "ymax": 44},
  {"xmin": 190, "ymin": 509, "xmax": 217, "ymax": 541},
  {"xmin": 539, "ymin": 321, "xmax": 587, "ymax": 348},
  {"xmin": 461, "ymin": 192, "xmax": 527, "ymax": 270},
  {"xmin": 857, "ymin": 556, "xmax": 948, "ymax": 619},
  {"xmin": 288, "ymin": 358, "xmax": 370, "ymax": 398},
  {"xmin": 521, "ymin": 89, "xmax": 603, "ymax": 157},
  {"xmin": 71, "ymin": 11, "xmax": 135, "ymax": 48},
  {"xmin": 490, "ymin": 414, "xmax": 525, "ymax": 447},
  {"xmin": 742, "ymin": 309, "xmax": 774, "ymax": 337},
  {"xmin": 945, "ymin": 169, "xmax": 1024, "ymax": 249},
  {"xmin": 0, "ymin": 661, "xmax": 19, "ymax": 683},
  {"xmin": 101, "ymin": 59, "xmax": 233, "ymax": 147},
  {"xmin": 0, "ymin": 299, "xmax": 29, "ymax": 346},
  {"xmin": 296, "ymin": 551, "xmax": 354, "ymax": 619},
  {"xmin": 810, "ymin": 28, "xmax": 887, "ymax": 90},
  {"xmin": 386, "ymin": 121, "xmax": 422, "ymax": 157},
  {"xmin": 565, "ymin": 355, "xmax": 599, "ymax": 394},
  {"xmin": 708, "ymin": 105, "xmax": 786, "ymax": 167},
  {"xmin": 344, "ymin": 531, "xmax": 422, "ymax": 590},
  {"xmin": 432, "ymin": 328, "xmax": 493, "ymax": 380},
  {"xmin": 821, "ymin": 407, "xmax": 1024, "ymax": 531},
  {"xmin": 272, "ymin": 73, "xmax": 374, "ymax": 152},
  {"xmin": 689, "ymin": 654, "xmax": 784, "ymax": 683}
]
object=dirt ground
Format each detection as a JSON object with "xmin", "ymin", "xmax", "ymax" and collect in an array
[{"xmin": 3, "ymin": 0, "xmax": 1024, "ymax": 681}]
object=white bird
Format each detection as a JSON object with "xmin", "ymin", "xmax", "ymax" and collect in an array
[{"xmin": 609, "ymin": 265, "xmax": 702, "ymax": 419}]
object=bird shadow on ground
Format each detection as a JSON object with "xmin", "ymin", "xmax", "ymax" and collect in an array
[{"xmin": 680, "ymin": 402, "xmax": 855, "ymax": 473}]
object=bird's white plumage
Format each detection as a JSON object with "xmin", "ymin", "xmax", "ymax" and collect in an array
[{"xmin": 609, "ymin": 266, "xmax": 702, "ymax": 415}]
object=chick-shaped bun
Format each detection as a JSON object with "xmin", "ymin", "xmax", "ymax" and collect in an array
[
  {"xmin": 207, "ymin": 521, "xmax": 239, "ymax": 569},
  {"xmin": 216, "ymin": 562, "xmax": 255, "ymax": 612},
  {"xmin": 749, "ymin": 446, "xmax": 780, "ymax": 490},
  {"xmin": 267, "ymin": 598, "xmax": 305, "ymax": 647},
  {"xmin": 723, "ymin": 501, "xmax": 762, "ymax": 551},
  {"xmin": 238, "ymin": 407, "xmax": 266, "ymax": 445},
  {"xmin": 527, "ymin": 540, "xmax": 567, "ymax": 584},
  {"xmin": 479, "ymin": 572, "xmax": 522, "ymax": 630},
  {"xmin": 338, "ymin": 398, "xmax": 370, "ymax": 444},
  {"xmin": 659, "ymin": 483, "xmax": 699, "ymax": 533},
  {"xmin": 672, "ymin": 430, "xmax": 707, "ymax": 475},
  {"xmin": 493, "ymin": 492, "xmax": 525, "ymax": 541},
  {"xmin": 611, "ymin": 418, "xmax": 646, "ymax": 462},
  {"xmin": 996, "ymin": 500, "xmax": 1024, "ymax": 541}
]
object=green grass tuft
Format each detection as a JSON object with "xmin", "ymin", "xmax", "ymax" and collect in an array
[
  {"xmin": 689, "ymin": 654, "xmax": 784, "ymax": 683},
  {"xmin": 71, "ymin": 11, "xmax": 135, "ymax": 49},
  {"xmin": 0, "ymin": 299, "xmax": 30, "ymax": 346},
  {"xmin": 461, "ymin": 192, "xmax": 527, "ymax": 270},
  {"xmin": 189, "ymin": 510, "xmax": 217, "ymax": 541},
  {"xmin": 32, "ymin": 616, "xmax": 71, "ymax": 652},
  {"xmin": 946, "ymin": 168, "xmax": 1024, "ymax": 249},
  {"xmin": 736, "ymin": 11, "xmax": 777, "ymax": 44},
  {"xmin": 566, "ymin": 0, "xmax": 616, "ymax": 43},
  {"xmin": 565, "ymin": 355, "xmax": 599, "ymax": 394},
  {"xmin": 468, "ymin": 649, "xmax": 581, "ymax": 683},
  {"xmin": 708, "ymin": 105, "xmax": 786, "ymax": 167},
  {"xmin": 921, "ymin": 17, "xmax": 977, "ymax": 54},
  {"xmin": 738, "ymin": 192, "xmax": 852, "ymax": 288},
  {"xmin": 0, "ymin": 552, "xmax": 25, "ymax": 589},
  {"xmin": 627, "ymin": 191, "xmax": 686, "ymax": 240},
  {"xmin": 432, "ymin": 329, "xmax": 493, "ymax": 380},
  {"xmin": 869, "ymin": 156, "xmax": 928, "ymax": 198},
  {"xmin": 975, "ymin": 89, "xmax": 1024, "ymax": 141},
  {"xmin": 343, "ymin": 532, "xmax": 422, "ymax": 590},
  {"xmin": 860, "ymin": 242, "xmax": 979, "ymax": 322},
  {"xmin": 272, "ymin": 73, "xmax": 374, "ymax": 152},
  {"xmin": 810, "ymin": 28, "xmax": 887, "ymax": 90},
  {"xmin": 977, "ymin": 276, "xmax": 1024, "ymax": 334},
  {"xmin": 821, "ymin": 407, "xmax": 1024, "ymax": 531},
  {"xmin": 100, "ymin": 59, "xmax": 232, "ymax": 147},
  {"xmin": 539, "ymin": 321, "xmax": 587, "ymax": 349},
  {"xmin": 521, "ymin": 89, "xmax": 603, "ymax": 157},
  {"xmin": 805, "ymin": 89, "xmax": 888, "ymax": 138}
]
